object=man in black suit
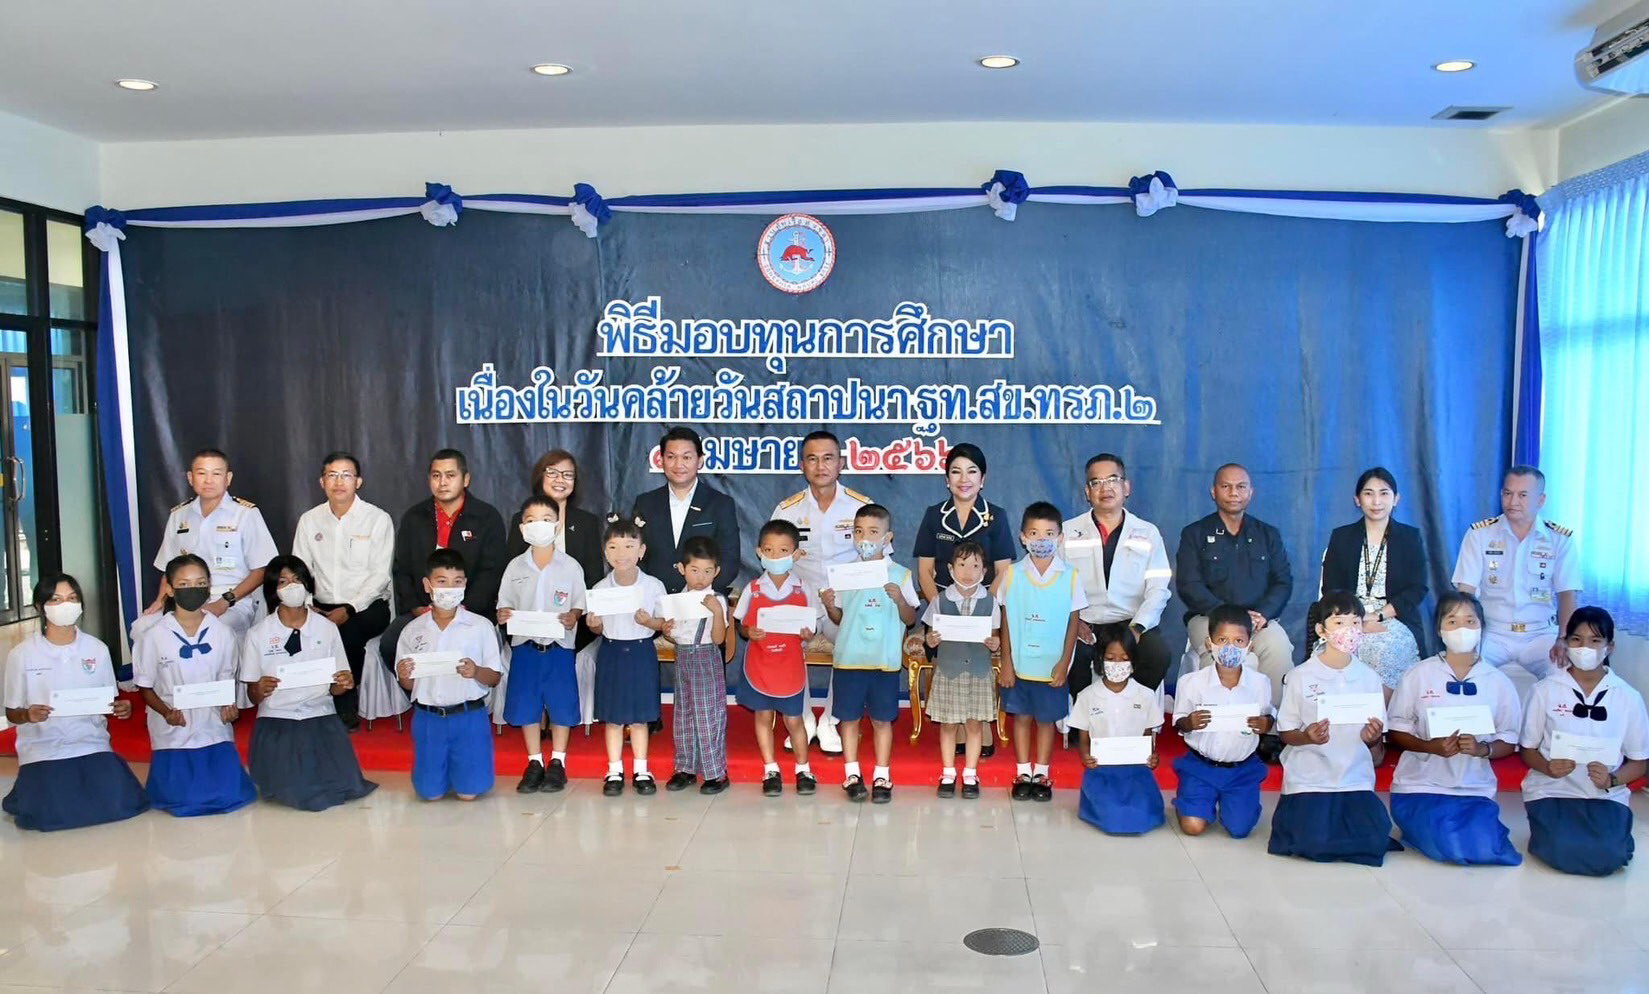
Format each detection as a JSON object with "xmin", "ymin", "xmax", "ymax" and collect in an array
[
  {"xmin": 631, "ymin": 427, "xmax": 741, "ymax": 594},
  {"xmin": 376, "ymin": 448, "xmax": 509, "ymax": 671}
]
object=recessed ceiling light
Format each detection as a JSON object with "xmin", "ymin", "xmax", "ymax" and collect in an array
[
  {"xmin": 978, "ymin": 56, "xmax": 1019, "ymax": 70},
  {"xmin": 1433, "ymin": 60, "xmax": 1475, "ymax": 73},
  {"xmin": 530, "ymin": 64, "xmax": 572, "ymax": 77},
  {"xmin": 114, "ymin": 78, "xmax": 158, "ymax": 91}
]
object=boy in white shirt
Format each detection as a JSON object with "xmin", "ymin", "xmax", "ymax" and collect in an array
[{"xmin": 1172, "ymin": 604, "xmax": 1274, "ymax": 839}]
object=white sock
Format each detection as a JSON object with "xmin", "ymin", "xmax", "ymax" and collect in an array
[
  {"xmin": 550, "ymin": 751, "xmax": 566, "ymax": 764},
  {"xmin": 1016, "ymin": 762, "xmax": 1032, "ymax": 778},
  {"xmin": 606, "ymin": 761, "xmax": 623, "ymax": 778},
  {"xmin": 794, "ymin": 762, "xmax": 811, "ymax": 776},
  {"xmin": 872, "ymin": 765, "xmax": 890, "ymax": 784},
  {"xmin": 764, "ymin": 762, "xmax": 780, "ymax": 775},
  {"xmin": 963, "ymin": 767, "xmax": 978, "ymax": 784},
  {"xmin": 940, "ymin": 766, "xmax": 957, "ymax": 784},
  {"xmin": 633, "ymin": 759, "xmax": 650, "ymax": 778},
  {"xmin": 844, "ymin": 761, "xmax": 862, "ymax": 780},
  {"xmin": 527, "ymin": 752, "xmax": 543, "ymax": 765},
  {"xmin": 1033, "ymin": 763, "xmax": 1049, "ymax": 778}
]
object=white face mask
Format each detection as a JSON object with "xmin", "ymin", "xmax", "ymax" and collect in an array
[
  {"xmin": 276, "ymin": 583, "xmax": 309, "ymax": 608},
  {"xmin": 1440, "ymin": 627, "xmax": 1481, "ymax": 654},
  {"xmin": 1102, "ymin": 660, "xmax": 1133, "ymax": 684},
  {"xmin": 43, "ymin": 601, "xmax": 82, "ymax": 628},
  {"xmin": 1567, "ymin": 646, "xmax": 1604, "ymax": 671},
  {"xmin": 430, "ymin": 586, "xmax": 466, "ymax": 611},
  {"xmin": 521, "ymin": 521, "xmax": 558, "ymax": 548}
]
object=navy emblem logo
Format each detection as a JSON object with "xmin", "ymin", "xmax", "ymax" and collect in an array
[{"xmin": 758, "ymin": 214, "xmax": 836, "ymax": 294}]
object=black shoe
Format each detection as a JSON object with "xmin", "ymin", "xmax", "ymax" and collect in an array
[
  {"xmin": 648, "ymin": 719, "xmax": 664, "ymax": 734},
  {"xmin": 602, "ymin": 775, "xmax": 624, "ymax": 797},
  {"xmin": 1011, "ymin": 775, "xmax": 1034, "ymax": 801},
  {"xmin": 871, "ymin": 779, "xmax": 893, "ymax": 804},
  {"xmin": 1032, "ymin": 776, "xmax": 1053, "ymax": 803},
  {"xmin": 844, "ymin": 775, "xmax": 869, "ymax": 802},
  {"xmin": 699, "ymin": 777, "xmax": 730, "ymax": 795},
  {"xmin": 937, "ymin": 779, "xmax": 956, "ymax": 798},
  {"xmin": 516, "ymin": 759, "xmax": 545, "ymax": 793},
  {"xmin": 633, "ymin": 773, "xmax": 658, "ymax": 795},
  {"xmin": 980, "ymin": 744, "xmax": 996, "ymax": 759},
  {"xmin": 795, "ymin": 771, "xmax": 817, "ymax": 795},
  {"xmin": 339, "ymin": 712, "xmax": 361, "ymax": 732},
  {"xmin": 543, "ymin": 758, "xmax": 568, "ymax": 792},
  {"xmin": 666, "ymin": 772, "xmax": 698, "ymax": 791},
  {"xmin": 954, "ymin": 743, "xmax": 966, "ymax": 757},
  {"xmin": 961, "ymin": 780, "xmax": 980, "ymax": 799},
  {"xmin": 762, "ymin": 772, "xmax": 783, "ymax": 796}
]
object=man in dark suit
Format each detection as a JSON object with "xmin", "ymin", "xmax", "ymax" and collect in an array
[
  {"xmin": 631, "ymin": 427, "xmax": 741, "ymax": 594},
  {"xmin": 376, "ymin": 448, "xmax": 509, "ymax": 671}
]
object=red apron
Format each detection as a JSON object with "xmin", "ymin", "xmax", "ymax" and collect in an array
[{"xmin": 742, "ymin": 582, "xmax": 809, "ymax": 698}]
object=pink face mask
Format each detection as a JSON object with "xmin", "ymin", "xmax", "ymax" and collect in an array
[{"xmin": 1326, "ymin": 624, "xmax": 1364, "ymax": 656}]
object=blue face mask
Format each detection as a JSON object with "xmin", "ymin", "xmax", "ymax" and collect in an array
[
  {"xmin": 760, "ymin": 555, "xmax": 794, "ymax": 575},
  {"xmin": 1212, "ymin": 644, "xmax": 1247, "ymax": 669},
  {"xmin": 855, "ymin": 540, "xmax": 884, "ymax": 561},
  {"xmin": 1025, "ymin": 537, "xmax": 1058, "ymax": 559}
]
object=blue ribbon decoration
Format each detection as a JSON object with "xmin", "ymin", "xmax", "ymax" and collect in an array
[
  {"xmin": 1128, "ymin": 171, "xmax": 1178, "ymax": 217},
  {"xmin": 421, "ymin": 182, "xmax": 463, "ymax": 227},
  {"xmin": 570, "ymin": 182, "xmax": 612, "ymax": 238},
  {"xmin": 83, "ymin": 205, "xmax": 129, "ymax": 252},
  {"xmin": 1498, "ymin": 188, "xmax": 1540, "ymax": 238},
  {"xmin": 981, "ymin": 169, "xmax": 1031, "ymax": 221}
]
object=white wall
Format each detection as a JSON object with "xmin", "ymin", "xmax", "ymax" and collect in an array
[
  {"xmin": 0, "ymin": 109, "xmax": 100, "ymax": 212},
  {"xmin": 1557, "ymin": 96, "xmax": 1649, "ymax": 181},
  {"xmin": 100, "ymin": 120, "xmax": 1559, "ymax": 208}
]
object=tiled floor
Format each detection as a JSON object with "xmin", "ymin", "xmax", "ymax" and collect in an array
[{"xmin": 2, "ymin": 763, "xmax": 1647, "ymax": 994}]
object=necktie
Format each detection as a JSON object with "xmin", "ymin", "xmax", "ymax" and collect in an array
[{"xmin": 284, "ymin": 628, "xmax": 303, "ymax": 656}]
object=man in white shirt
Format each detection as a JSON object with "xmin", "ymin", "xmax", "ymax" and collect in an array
[{"xmin": 292, "ymin": 451, "xmax": 394, "ymax": 729}]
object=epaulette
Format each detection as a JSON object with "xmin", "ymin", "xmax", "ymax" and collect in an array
[
  {"xmin": 170, "ymin": 499, "xmax": 192, "ymax": 513},
  {"xmin": 1544, "ymin": 519, "xmax": 1572, "ymax": 537},
  {"xmin": 232, "ymin": 496, "xmax": 258, "ymax": 509},
  {"xmin": 1470, "ymin": 516, "xmax": 1500, "ymax": 530},
  {"xmin": 776, "ymin": 491, "xmax": 806, "ymax": 511},
  {"xmin": 842, "ymin": 486, "xmax": 872, "ymax": 504}
]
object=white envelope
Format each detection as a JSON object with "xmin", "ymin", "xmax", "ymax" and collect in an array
[
  {"xmin": 1203, "ymin": 703, "xmax": 1260, "ymax": 733},
  {"xmin": 1090, "ymin": 735, "xmax": 1154, "ymax": 766},
  {"xmin": 407, "ymin": 652, "xmax": 462, "ymax": 679},
  {"xmin": 508, "ymin": 611, "xmax": 567, "ymax": 640},
  {"xmin": 827, "ymin": 559, "xmax": 888, "ymax": 592},
  {"xmin": 1550, "ymin": 730, "xmax": 1621, "ymax": 765},
  {"xmin": 756, "ymin": 604, "xmax": 816, "ymax": 636},
  {"xmin": 1425, "ymin": 704, "xmax": 1496, "ymax": 737},
  {"xmin": 276, "ymin": 657, "xmax": 341, "ymax": 689},
  {"xmin": 171, "ymin": 679, "xmax": 236, "ymax": 709},
  {"xmin": 48, "ymin": 685, "xmax": 115, "ymax": 717},
  {"xmin": 586, "ymin": 585, "xmax": 644, "ymax": 617},
  {"xmin": 1317, "ymin": 692, "xmax": 1385, "ymax": 726},
  {"xmin": 933, "ymin": 614, "xmax": 992, "ymax": 644},
  {"xmin": 659, "ymin": 592, "xmax": 712, "ymax": 621}
]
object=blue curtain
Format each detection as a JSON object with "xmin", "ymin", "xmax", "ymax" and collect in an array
[{"xmin": 1537, "ymin": 150, "xmax": 1649, "ymax": 629}]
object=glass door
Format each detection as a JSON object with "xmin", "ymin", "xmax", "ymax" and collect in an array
[{"xmin": 0, "ymin": 331, "xmax": 35, "ymax": 621}]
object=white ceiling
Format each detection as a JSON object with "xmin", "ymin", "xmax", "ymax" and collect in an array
[{"xmin": 0, "ymin": 0, "xmax": 1634, "ymax": 142}]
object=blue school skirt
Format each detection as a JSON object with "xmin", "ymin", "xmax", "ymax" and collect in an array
[
  {"xmin": 1267, "ymin": 790, "xmax": 1399, "ymax": 866},
  {"xmin": 249, "ymin": 716, "xmax": 378, "ymax": 812},
  {"xmin": 3, "ymin": 751, "xmax": 149, "ymax": 832},
  {"xmin": 1172, "ymin": 752, "xmax": 1268, "ymax": 839},
  {"xmin": 1078, "ymin": 765, "xmax": 1165, "ymax": 835},
  {"xmin": 1526, "ymin": 798, "xmax": 1634, "ymax": 877},
  {"xmin": 147, "ymin": 741, "xmax": 257, "ymax": 818},
  {"xmin": 594, "ymin": 637, "xmax": 661, "ymax": 725},
  {"xmin": 1390, "ymin": 793, "xmax": 1521, "ymax": 867}
]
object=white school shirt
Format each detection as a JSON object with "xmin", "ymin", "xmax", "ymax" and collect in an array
[
  {"xmin": 1173, "ymin": 663, "xmax": 1274, "ymax": 763},
  {"xmin": 668, "ymin": 590, "xmax": 729, "ymax": 646},
  {"xmin": 1276, "ymin": 654, "xmax": 1385, "ymax": 794},
  {"xmin": 2, "ymin": 631, "xmax": 118, "ymax": 764},
  {"xmin": 919, "ymin": 582, "xmax": 1003, "ymax": 628},
  {"xmin": 1066, "ymin": 678, "xmax": 1163, "ymax": 738},
  {"xmin": 589, "ymin": 571, "xmax": 668, "ymax": 641},
  {"xmin": 1520, "ymin": 668, "xmax": 1649, "ymax": 807},
  {"xmin": 1059, "ymin": 510, "xmax": 1172, "ymax": 629},
  {"xmin": 237, "ymin": 610, "xmax": 348, "ymax": 721},
  {"xmin": 496, "ymin": 549, "xmax": 587, "ymax": 650},
  {"xmin": 732, "ymin": 572, "xmax": 823, "ymax": 627},
  {"xmin": 292, "ymin": 497, "xmax": 394, "ymax": 612},
  {"xmin": 155, "ymin": 494, "xmax": 279, "ymax": 598},
  {"xmin": 668, "ymin": 482, "xmax": 698, "ymax": 545},
  {"xmin": 132, "ymin": 614, "xmax": 239, "ymax": 751},
  {"xmin": 1451, "ymin": 516, "xmax": 1580, "ymax": 633},
  {"xmin": 771, "ymin": 484, "xmax": 870, "ymax": 592},
  {"xmin": 395, "ymin": 608, "xmax": 502, "ymax": 707},
  {"xmin": 1388, "ymin": 655, "xmax": 1520, "ymax": 797}
]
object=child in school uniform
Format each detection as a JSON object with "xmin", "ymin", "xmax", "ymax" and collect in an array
[
  {"xmin": 1519, "ymin": 606, "xmax": 1648, "ymax": 876},
  {"xmin": 1268, "ymin": 590, "xmax": 1396, "ymax": 866},
  {"xmin": 734, "ymin": 519, "xmax": 821, "ymax": 796},
  {"xmin": 497, "ymin": 495, "xmax": 586, "ymax": 794},
  {"xmin": 241, "ymin": 555, "xmax": 377, "ymax": 812},
  {"xmin": 922, "ymin": 539, "xmax": 1001, "ymax": 799},
  {"xmin": 2, "ymin": 573, "xmax": 149, "ymax": 831},
  {"xmin": 822, "ymin": 504, "xmax": 919, "ymax": 803},
  {"xmin": 586, "ymin": 514, "xmax": 669, "ymax": 796},
  {"xmin": 1385, "ymin": 591, "xmax": 1521, "ymax": 865},
  {"xmin": 1172, "ymin": 604, "xmax": 1274, "ymax": 839},
  {"xmin": 133, "ymin": 554, "xmax": 258, "ymax": 817},
  {"xmin": 394, "ymin": 549, "xmax": 503, "ymax": 801},
  {"xmin": 1000, "ymin": 501, "xmax": 1086, "ymax": 802},
  {"xmin": 664, "ymin": 536, "xmax": 731, "ymax": 795},
  {"xmin": 1068, "ymin": 624, "xmax": 1165, "ymax": 834}
]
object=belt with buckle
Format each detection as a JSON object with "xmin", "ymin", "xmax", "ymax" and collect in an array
[
  {"xmin": 1187, "ymin": 745, "xmax": 1245, "ymax": 769},
  {"xmin": 413, "ymin": 696, "xmax": 489, "ymax": 717}
]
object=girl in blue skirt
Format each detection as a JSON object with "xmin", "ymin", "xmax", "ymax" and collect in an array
[
  {"xmin": 1385, "ymin": 592, "xmax": 1521, "ymax": 865},
  {"xmin": 1067, "ymin": 625, "xmax": 1165, "ymax": 835},
  {"xmin": 587, "ymin": 515, "xmax": 669, "ymax": 796},
  {"xmin": 1268, "ymin": 591, "xmax": 1397, "ymax": 866},
  {"xmin": 3, "ymin": 574, "xmax": 149, "ymax": 831},
  {"xmin": 133, "ymin": 555, "xmax": 257, "ymax": 817},
  {"xmin": 1519, "ymin": 607, "xmax": 1648, "ymax": 876}
]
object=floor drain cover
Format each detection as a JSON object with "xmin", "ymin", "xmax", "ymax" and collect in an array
[{"xmin": 962, "ymin": 927, "xmax": 1040, "ymax": 956}]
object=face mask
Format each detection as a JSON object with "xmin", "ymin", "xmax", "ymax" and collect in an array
[
  {"xmin": 1567, "ymin": 646, "xmax": 1603, "ymax": 671},
  {"xmin": 855, "ymin": 540, "xmax": 884, "ymax": 561},
  {"xmin": 1103, "ymin": 659, "xmax": 1134, "ymax": 684},
  {"xmin": 1325, "ymin": 624, "xmax": 1363, "ymax": 656},
  {"xmin": 760, "ymin": 555, "xmax": 794, "ymax": 575},
  {"xmin": 276, "ymin": 583, "xmax": 309, "ymax": 608},
  {"xmin": 521, "ymin": 521, "xmax": 558, "ymax": 548},
  {"xmin": 43, "ymin": 602, "xmax": 82, "ymax": 628},
  {"xmin": 173, "ymin": 587, "xmax": 211, "ymax": 612},
  {"xmin": 1212, "ymin": 644, "xmax": 1247, "ymax": 669},
  {"xmin": 430, "ymin": 586, "xmax": 466, "ymax": 611},
  {"xmin": 1440, "ymin": 627, "xmax": 1481, "ymax": 654},
  {"xmin": 1025, "ymin": 537, "xmax": 1058, "ymax": 559}
]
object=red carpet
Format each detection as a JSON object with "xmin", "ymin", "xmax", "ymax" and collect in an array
[{"xmin": 1, "ymin": 693, "xmax": 1539, "ymax": 790}]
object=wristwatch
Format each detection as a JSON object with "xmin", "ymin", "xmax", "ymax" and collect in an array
[
  {"xmin": 1608, "ymin": 772, "xmax": 1620, "ymax": 789},
  {"xmin": 221, "ymin": 591, "xmax": 237, "ymax": 606}
]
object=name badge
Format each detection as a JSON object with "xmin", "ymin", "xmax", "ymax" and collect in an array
[
  {"xmin": 213, "ymin": 555, "xmax": 236, "ymax": 570},
  {"xmin": 1530, "ymin": 587, "xmax": 1552, "ymax": 603},
  {"xmin": 215, "ymin": 525, "xmax": 237, "ymax": 533}
]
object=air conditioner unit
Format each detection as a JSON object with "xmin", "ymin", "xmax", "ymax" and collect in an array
[{"xmin": 1576, "ymin": 0, "xmax": 1649, "ymax": 95}]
